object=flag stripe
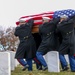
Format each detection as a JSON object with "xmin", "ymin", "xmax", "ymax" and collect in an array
[
  {"xmin": 16, "ymin": 12, "xmax": 54, "ymax": 25},
  {"xmin": 16, "ymin": 9, "xmax": 75, "ymax": 25}
]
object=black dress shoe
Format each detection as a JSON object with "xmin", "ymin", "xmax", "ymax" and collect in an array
[
  {"xmin": 42, "ymin": 66, "xmax": 48, "ymax": 71},
  {"xmin": 22, "ymin": 65, "xmax": 29, "ymax": 71},
  {"xmin": 38, "ymin": 66, "xmax": 42, "ymax": 70},
  {"xmin": 62, "ymin": 67, "xmax": 69, "ymax": 71}
]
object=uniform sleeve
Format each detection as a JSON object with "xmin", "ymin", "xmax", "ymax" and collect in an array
[
  {"xmin": 27, "ymin": 19, "xmax": 34, "ymax": 28},
  {"xmin": 68, "ymin": 18, "xmax": 74, "ymax": 24},
  {"xmin": 56, "ymin": 27, "xmax": 60, "ymax": 34},
  {"xmin": 14, "ymin": 27, "xmax": 19, "ymax": 37},
  {"xmin": 39, "ymin": 25, "xmax": 42, "ymax": 34},
  {"xmin": 39, "ymin": 25, "xmax": 43, "ymax": 39},
  {"xmin": 62, "ymin": 18, "xmax": 74, "ymax": 25},
  {"xmin": 49, "ymin": 18, "xmax": 60, "ymax": 25},
  {"xmin": 53, "ymin": 18, "xmax": 60, "ymax": 25}
]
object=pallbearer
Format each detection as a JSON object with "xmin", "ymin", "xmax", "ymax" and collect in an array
[
  {"xmin": 36, "ymin": 17, "xmax": 59, "ymax": 71},
  {"xmin": 14, "ymin": 18, "xmax": 41, "ymax": 71},
  {"xmin": 57, "ymin": 15, "xmax": 75, "ymax": 72}
]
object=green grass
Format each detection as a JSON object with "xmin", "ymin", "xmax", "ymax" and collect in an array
[{"xmin": 11, "ymin": 64, "xmax": 75, "ymax": 75}]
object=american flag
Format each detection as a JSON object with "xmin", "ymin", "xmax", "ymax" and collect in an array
[{"xmin": 16, "ymin": 9, "xmax": 75, "ymax": 26}]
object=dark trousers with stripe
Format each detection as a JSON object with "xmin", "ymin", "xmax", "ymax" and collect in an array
[
  {"xmin": 33, "ymin": 57, "xmax": 42, "ymax": 69},
  {"xmin": 36, "ymin": 52, "xmax": 47, "ymax": 67},
  {"xmin": 59, "ymin": 54, "xmax": 68, "ymax": 69},
  {"xmin": 17, "ymin": 58, "xmax": 32, "ymax": 71},
  {"xmin": 17, "ymin": 57, "xmax": 41, "ymax": 71}
]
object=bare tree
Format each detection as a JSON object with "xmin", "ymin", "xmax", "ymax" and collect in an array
[{"xmin": 0, "ymin": 26, "xmax": 19, "ymax": 51}]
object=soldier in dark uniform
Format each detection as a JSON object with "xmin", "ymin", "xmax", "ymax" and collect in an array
[
  {"xmin": 74, "ymin": 26, "xmax": 75, "ymax": 58},
  {"xmin": 73, "ymin": 17, "xmax": 75, "ymax": 59},
  {"xmin": 71, "ymin": 15, "xmax": 75, "ymax": 58},
  {"xmin": 14, "ymin": 18, "xmax": 41, "ymax": 71},
  {"xmin": 57, "ymin": 15, "xmax": 75, "ymax": 72},
  {"xmin": 36, "ymin": 17, "xmax": 60, "ymax": 71},
  {"xmin": 56, "ymin": 15, "xmax": 69, "ymax": 71}
]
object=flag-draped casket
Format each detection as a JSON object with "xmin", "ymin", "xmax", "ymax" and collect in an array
[{"xmin": 16, "ymin": 9, "xmax": 75, "ymax": 33}]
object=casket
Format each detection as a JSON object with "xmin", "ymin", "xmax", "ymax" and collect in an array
[
  {"xmin": 32, "ymin": 25, "xmax": 39, "ymax": 33},
  {"xmin": 16, "ymin": 12, "xmax": 54, "ymax": 33},
  {"xmin": 16, "ymin": 9, "xmax": 75, "ymax": 33}
]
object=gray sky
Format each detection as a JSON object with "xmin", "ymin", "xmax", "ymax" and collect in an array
[{"xmin": 0, "ymin": 0, "xmax": 75, "ymax": 29}]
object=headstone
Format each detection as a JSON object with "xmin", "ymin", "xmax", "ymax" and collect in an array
[
  {"xmin": 65, "ymin": 55, "xmax": 69, "ymax": 64},
  {"xmin": 45, "ymin": 51, "xmax": 60, "ymax": 72},
  {"xmin": 15, "ymin": 59, "xmax": 19, "ymax": 67},
  {"xmin": 7, "ymin": 51, "xmax": 19, "ymax": 68},
  {"xmin": 0, "ymin": 52, "xmax": 11, "ymax": 75},
  {"xmin": 8, "ymin": 51, "xmax": 15, "ymax": 71}
]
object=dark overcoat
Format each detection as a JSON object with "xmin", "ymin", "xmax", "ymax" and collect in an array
[
  {"xmin": 57, "ymin": 19, "xmax": 75, "ymax": 55},
  {"xmin": 14, "ymin": 19, "xmax": 36, "ymax": 59},
  {"xmin": 37, "ymin": 18, "xmax": 60, "ymax": 55},
  {"xmin": 74, "ymin": 28, "xmax": 75, "ymax": 54}
]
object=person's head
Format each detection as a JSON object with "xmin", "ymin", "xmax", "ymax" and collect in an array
[
  {"xmin": 42, "ymin": 17, "xmax": 50, "ymax": 23},
  {"xmin": 19, "ymin": 18, "xmax": 26, "ymax": 25},
  {"xmin": 60, "ymin": 15, "xmax": 68, "ymax": 22}
]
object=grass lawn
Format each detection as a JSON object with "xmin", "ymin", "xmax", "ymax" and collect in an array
[{"xmin": 11, "ymin": 64, "xmax": 75, "ymax": 75}]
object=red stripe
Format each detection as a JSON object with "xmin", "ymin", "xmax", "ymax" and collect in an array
[
  {"xmin": 17, "ymin": 59, "xmax": 24, "ymax": 66},
  {"xmin": 16, "ymin": 11, "xmax": 54, "ymax": 25},
  {"xmin": 33, "ymin": 57, "xmax": 40, "ymax": 64},
  {"xmin": 20, "ymin": 12, "xmax": 54, "ymax": 18}
]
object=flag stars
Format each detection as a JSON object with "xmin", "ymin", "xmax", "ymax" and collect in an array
[
  {"xmin": 58, "ymin": 15, "xmax": 60, "ymax": 17},
  {"xmin": 64, "ymin": 11, "xmax": 67, "ymax": 13},
  {"xmin": 72, "ymin": 12, "xmax": 75, "ymax": 14},
  {"xmin": 69, "ymin": 14, "xmax": 72, "ymax": 16},
  {"xmin": 58, "ymin": 11, "xmax": 61, "ymax": 14},
  {"xmin": 54, "ymin": 9, "xmax": 75, "ymax": 18},
  {"xmin": 61, "ymin": 13, "xmax": 64, "ymax": 15},
  {"xmin": 72, "ymin": 12, "xmax": 74, "ymax": 14}
]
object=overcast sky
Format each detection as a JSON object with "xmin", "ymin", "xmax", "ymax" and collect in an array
[{"xmin": 0, "ymin": 0, "xmax": 75, "ymax": 29}]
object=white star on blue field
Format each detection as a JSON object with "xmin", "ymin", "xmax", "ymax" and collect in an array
[{"xmin": 53, "ymin": 9, "xmax": 75, "ymax": 18}]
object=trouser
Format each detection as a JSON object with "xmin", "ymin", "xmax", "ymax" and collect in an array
[
  {"xmin": 17, "ymin": 57, "xmax": 42, "ymax": 71},
  {"xmin": 17, "ymin": 58, "xmax": 32, "ymax": 71},
  {"xmin": 33, "ymin": 57, "xmax": 42, "ymax": 69},
  {"xmin": 59, "ymin": 54, "xmax": 68, "ymax": 69},
  {"xmin": 69, "ymin": 55, "xmax": 75, "ymax": 71},
  {"xmin": 36, "ymin": 52, "xmax": 47, "ymax": 67},
  {"xmin": 59, "ymin": 54, "xmax": 75, "ymax": 71},
  {"xmin": 74, "ymin": 54, "xmax": 75, "ymax": 59}
]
